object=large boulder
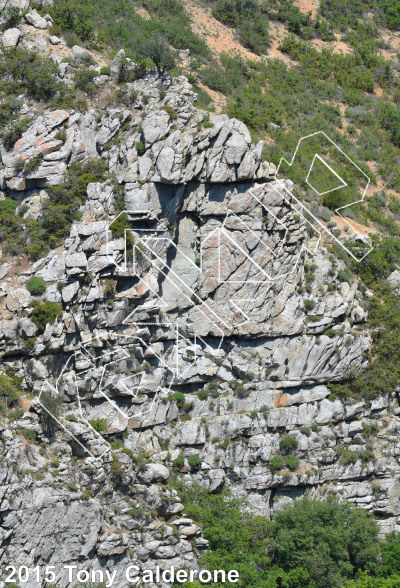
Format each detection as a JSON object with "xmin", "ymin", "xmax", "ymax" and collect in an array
[
  {"xmin": 138, "ymin": 463, "xmax": 170, "ymax": 484},
  {"xmin": 25, "ymin": 9, "xmax": 47, "ymax": 29},
  {"xmin": 2, "ymin": 27, "xmax": 21, "ymax": 47},
  {"xmin": 388, "ymin": 270, "xmax": 400, "ymax": 296}
]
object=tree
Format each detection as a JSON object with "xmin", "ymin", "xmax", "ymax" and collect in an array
[
  {"xmin": 50, "ymin": 0, "xmax": 94, "ymax": 40},
  {"xmin": 376, "ymin": 533, "xmax": 400, "ymax": 579},
  {"xmin": 174, "ymin": 483, "xmax": 274, "ymax": 587},
  {"xmin": 272, "ymin": 496, "xmax": 380, "ymax": 588},
  {"xmin": 138, "ymin": 36, "xmax": 176, "ymax": 75},
  {"xmin": 343, "ymin": 572, "xmax": 400, "ymax": 587}
]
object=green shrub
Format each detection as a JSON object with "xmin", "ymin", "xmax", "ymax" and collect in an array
[
  {"xmin": 110, "ymin": 439, "xmax": 124, "ymax": 450},
  {"xmin": 135, "ymin": 141, "xmax": 145, "ymax": 155},
  {"xmin": 3, "ymin": 120, "xmax": 28, "ymax": 150},
  {"xmin": 173, "ymin": 391, "xmax": 185, "ymax": 408},
  {"xmin": 110, "ymin": 454, "xmax": 124, "ymax": 485},
  {"xmin": 173, "ymin": 453, "xmax": 185, "ymax": 470},
  {"xmin": 89, "ymin": 418, "xmax": 108, "ymax": 433},
  {"xmin": 342, "ymin": 572, "xmax": 400, "ymax": 586},
  {"xmin": 29, "ymin": 300, "xmax": 63, "ymax": 332},
  {"xmin": 197, "ymin": 389, "xmax": 208, "ymax": 400},
  {"xmin": 0, "ymin": 372, "xmax": 22, "ymax": 409},
  {"xmin": 26, "ymin": 276, "xmax": 46, "ymax": 296},
  {"xmin": 161, "ymin": 104, "xmax": 178, "ymax": 119},
  {"xmin": 173, "ymin": 482, "xmax": 276, "ymax": 587},
  {"xmin": 9, "ymin": 407, "xmax": 24, "ymax": 420},
  {"xmin": 337, "ymin": 269, "xmax": 352, "ymax": 284},
  {"xmin": 22, "ymin": 428, "xmax": 37, "ymax": 442},
  {"xmin": 14, "ymin": 157, "xmax": 25, "ymax": 172},
  {"xmin": 323, "ymin": 328, "xmax": 336, "ymax": 338},
  {"xmin": 188, "ymin": 454, "xmax": 201, "ymax": 468},
  {"xmin": 0, "ymin": 6, "xmax": 20, "ymax": 30},
  {"xmin": 0, "ymin": 49, "xmax": 60, "ymax": 102},
  {"xmin": 270, "ymin": 455, "xmax": 284, "ymax": 471},
  {"xmin": 109, "ymin": 212, "xmax": 131, "ymax": 240},
  {"xmin": 51, "ymin": 87, "xmax": 88, "ymax": 112},
  {"xmin": 212, "ymin": 0, "xmax": 270, "ymax": 55},
  {"xmin": 285, "ymin": 454, "xmax": 299, "ymax": 470},
  {"xmin": 0, "ymin": 158, "xmax": 106, "ymax": 260},
  {"xmin": 100, "ymin": 66, "xmax": 111, "ymax": 75},
  {"xmin": 102, "ymin": 278, "xmax": 117, "ymax": 298},
  {"xmin": 24, "ymin": 156, "xmax": 42, "ymax": 175},
  {"xmin": 304, "ymin": 299, "xmax": 316, "ymax": 311},
  {"xmin": 138, "ymin": 36, "xmax": 176, "ymax": 74},
  {"xmin": 300, "ymin": 426, "xmax": 311, "ymax": 437},
  {"xmin": 55, "ymin": 128, "xmax": 67, "ymax": 143},
  {"xmin": 279, "ymin": 436, "xmax": 298, "ymax": 452},
  {"xmin": 74, "ymin": 69, "xmax": 97, "ymax": 95},
  {"xmin": 127, "ymin": 507, "xmax": 142, "ymax": 517},
  {"xmin": 339, "ymin": 449, "xmax": 358, "ymax": 465},
  {"xmin": 49, "ymin": 0, "xmax": 95, "ymax": 40}
]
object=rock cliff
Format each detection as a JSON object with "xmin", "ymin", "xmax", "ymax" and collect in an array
[{"xmin": 0, "ymin": 8, "xmax": 399, "ymax": 588}]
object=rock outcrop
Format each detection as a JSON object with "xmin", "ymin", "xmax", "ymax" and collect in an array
[{"xmin": 0, "ymin": 5, "xmax": 397, "ymax": 587}]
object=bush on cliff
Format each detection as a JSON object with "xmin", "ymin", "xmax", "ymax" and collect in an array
[
  {"xmin": 173, "ymin": 486, "xmax": 393, "ymax": 588},
  {"xmin": 26, "ymin": 277, "xmax": 46, "ymax": 296},
  {"xmin": 29, "ymin": 300, "xmax": 63, "ymax": 333},
  {"xmin": 0, "ymin": 159, "xmax": 107, "ymax": 260}
]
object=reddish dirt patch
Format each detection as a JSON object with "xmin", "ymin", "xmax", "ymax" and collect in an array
[
  {"xmin": 312, "ymin": 35, "xmax": 352, "ymax": 55},
  {"xmin": 20, "ymin": 397, "xmax": 32, "ymax": 412},
  {"xmin": 183, "ymin": 0, "xmax": 262, "ymax": 61},
  {"xmin": 136, "ymin": 6, "xmax": 150, "ymax": 20},
  {"xmin": 294, "ymin": 0, "xmax": 319, "ymax": 18},
  {"xmin": 331, "ymin": 215, "xmax": 377, "ymax": 236},
  {"xmin": 268, "ymin": 22, "xmax": 296, "ymax": 66},
  {"xmin": 197, "ymin": 81, "xmax": 226, "ymax": 113},
  {"xmin": 367, "ymin": 161, "xmax": 400, "ymax": 201},
  {"xmin": 381, "ymin": 30, "xmax": 400, "ymax": 54}
]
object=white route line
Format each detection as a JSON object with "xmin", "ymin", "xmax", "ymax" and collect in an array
[
  {"xmin": 38, "ymin": 381, "xmax": 111, "ymax": 460},
  {"xmin": 306, "ymin": 153, "xmax": 348, "ymax": 196},
  {"xmin": 37, "ymin": 131, "xmax": 372, "ymax": 458},
  {"xmin": 131, "ymin": 237, "xmax": 230, "ymax": 335},
  {"xmin": 275, "ymin": 130, "xmax": 373, "ymax": 262}
]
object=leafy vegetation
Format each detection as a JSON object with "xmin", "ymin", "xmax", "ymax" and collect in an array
[
  {"xmin": 328, "ymin": 236, "xmax": 400, "ymax": 402},
  {"xmin": 26, "ymin": 277, "xmax": 46, "ymax": 296},
  {"xmin": 29, "ymin": 300, "xmax": 63, "ymax": 333},
  {"xmin": 173, "ymin": 485, "xmax": 400, "ymax": 588},
  {"xmin": 22, "ymin": 428, "xmax": 37, "ymax": 442},
  {"xmin": 212, "ymin": 0, "xmax": 271, "ymax": 54},
  {"xmin": 0, "ymin": 372, "xmax": 23, "ymax": 415},
  {"xmin": 89, "ymin": 418, "xmax": 108, "ymax": 433},
  {"xmin": 319, "ymin": 0, "xmax": 400, "ymax": 32},
  {"xmin": 0, "ymin": 6, "xmax": 20, "ymax": 30},
  {"xmin": 48, "ymin": 0, "xmax": 210, "ymax": 65},
  {"xmin": 0, "ymin": 159, "xmax": 106, "ymax": 260},
  {"xmin": 39, "ymin": 389, "xmax": 62, "ymax": 436},
  {"xmin": 0, "ymin": 49, "xmax": 60, "ymax": 102}
]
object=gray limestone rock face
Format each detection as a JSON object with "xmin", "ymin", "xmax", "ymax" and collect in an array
[
  {"xmin": 139, "ymin": 463, "xmax": 170, "ymax": 484},
  {"xmin": 1, "ymin": 27, "xmax": 21, "ymax": 47},
  {"xmin": 25, "ymin": 9, "xmax": 47, "ymax": 28},
  {"xmin": 0, "ymin": 0, "xmax": 30, "ymax": 10},
  {"xmin": 0, "ymin": 43, "xmax": 392, "ymax": 579},
  {"xmin": 388, "ymin": 270, "xmax": 400, "ymax": 295}
]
